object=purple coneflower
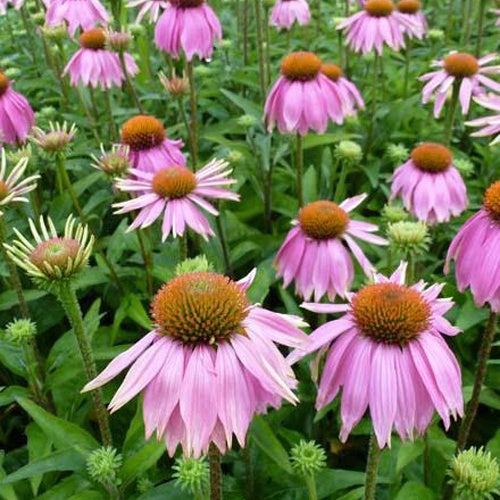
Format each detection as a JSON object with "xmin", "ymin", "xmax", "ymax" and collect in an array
[
  {"xmin": 127, "ymin": 0, "xmax": 168, "ymax": 22},
  {"xmin": 396, "ymin": 0, "xmax": 427, "ymax": 39},
  {"xmin": 465, "ymin": 94, "xmax": 500, "ymax": 145},
  {"xmin": 269, "ymin": 0, "xmax": 311, "ymax": 31}
]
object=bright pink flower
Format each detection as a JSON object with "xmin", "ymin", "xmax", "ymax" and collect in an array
[
  {"xmin": 465, "ymin": 94, "xmax": 500, "ymax": 145},
  {"xmin": 321, "ymin": 63, "xmax": 365, "ymax": 112},
  {"xmin": 419, "ymin": 52, "xmax": 500, "ymax": 118},
  {"xmin": 289, "ymin": 261, "xmax": 463, "ymax": 448},
  {"xmin": 120, "ymin": 115, "xmax": 186, "ymax": 173},
  {"xmin": 270, "ymin": 0, "xmax": 311, "ymax": 31},
  {"xmin": 337, "ymin": 0, "xmax": 412, "ymax": 54},
  {"xmin": 0, "ymin": 72, "xmax": 35, "ymax": 145},
  {"xmin": 113, "ymin": 159, "xmax": 239, "ymax": 240},
  {"xmin": 63, "ymin": 29, "xmax": 138, "ymax": 89},
  {"xmin": 154, "ymin": 0, "xmax": 222, "ymax": 61},
  {"xmin": 275, "ymin": 194, "xmax": 387, "ymax": 301},
  {"xmin": 46, "ymin": 0, "xmax": 109, "ymax": 37},
  {"xmin": 265, "ymin": 52, "xmax": 360, "ymax": 135},
  {"xmin": 445, "ymin": 181, "xmax": 500, "ymax": 312},
  {"xmin": 396, "ymin": 0, "xmax": 427, "ymax": 39},
  {"xmin": 82, "ymin": 270, "xmax": 309, "ymax": 457},
  {"xmin": 127, "ymin": 0, "xmax": 168, "ymax": 22},
  {"xmin": 390, "ymin": 142, "xmax": 467, "ymax": 224}
]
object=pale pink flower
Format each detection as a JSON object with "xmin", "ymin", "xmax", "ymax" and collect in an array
[
  {"xmin": 396, "ymin": 0, "xmax": 427, "ymax": 39},
  {"xmin": 127, "ymin": 0, "xmax": 168, "ymax": 22},
  {"xmin": 46, "ymin": 0, "xmax": 109, "ymax": 37},
  {"xmin": 321, "ymin": 63, "xmax": 365, "ymax": 112},
  {"xmin": 390, "ymin": 142, "xmax": 467, "ymax": 225},
  {"xmin": 496, "ymin": 10, "xmax": 500, "ymax": 27},
  {"xmin": 0, "ymin": 72, "xmax": 35, "ymax": 145},
  {"xmin": 113, "ymin": 159, "xmax": 239, "ymax": 241},
  {"xmin": 275, "ymin": 194, "xmax": 387, "ymax": 301},
  {"xmin": 154, "ymin": 0, "xmax": 222, "ymax": 61},
  {"xmin": 82, "ymin": 269, "xmax": 309, "ymax": 458},
  {"xmin": 63, "ymin": 29, "xmax": 138, "ymax": 89},
  {"xmin": 289, "ymin": 261, "xmax": 463, "ymax": 448},
  {"xmin": 120, "ymin": 115, "xmax": 186, "ymax": 173},
  {"xmin": 419, "ymin": 52, "xmax": 500, "ymax": 118},
  {"xmin": 465, "ymin": 94, "xmax": 500, "ymax": 145},
  {"xmin": 445, "ymin": 180, "xmax": 500, "ymax": 312},
  {"xmin": 270, "ymin": 0, "xmax": 311, "ymax": 31}
]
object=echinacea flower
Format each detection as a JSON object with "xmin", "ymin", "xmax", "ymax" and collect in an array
[
  {"xmin": 82, "ymin": 269, "xmax": 309, "ymax": 457},
  {"xmin": 290, "ymin": 261, "xmax": 463, "ymax": 448},
  {"xmin": 269, "ymin": 0, "xmax": 311, "ymax": 31},
  {"xmin": 337, "ymin": 0, "xmax": 412, "ymax": 54},
  {"xmin": 445, "ymin": 180, "xmax": 500, "ymax": 312},
  {"xmin": 91, "ymin": 144, "xmax": 131, "ymax": 177},
  {"xmin": 0, "ymin": 72, "xmax": 35, "ymax": 145},
  {"xmin": 275, "ymin": 194, "xmax": 387, "ymax": 301},
  {"xmin": 120, "ymin": 115, "xmax": 186, "ymax": 173},
  {"xmin": 127, "ymin": 0, "xmax": 168, "ymax": 23},
  {"xmin": 113, "ymin": 159, "xmax": 239, "ymax": 241},
  {"xmin": 0, "ymin": 149, "xmax": 39, "ymax": 216},
  {"xmin": 63, "ymin": 29, "xmax": 138, "ymax": 89},
  {"xmin": 465, "ymin": 95, "xmax": 500, "ymax": 145},
  {"xmin": 155, "ymin": 0, "xmax": 222, "ymax": 61},
  {"xmin": 46, "ymin": 0, "xmax": 109, "ymax": 37},
  {"xmin": 420, "ymin": 52, "xmax": 500, "ymax": 117},
  {"xmin": 4, "ymin": 215, "xmax": 94, "ymax": 282},
  {"xmin": 264, "ymin": 52, "xmax": 358, "ymax": 135},
  {"xmin": 396, "ymin": 0, "xmax": 427, "ymax": 39},
  {"xmin": 390, "ymin": 142, "xmax": 468, "ymax": 224},
  {"xmin": 158, "ymin": 70, "xmax": 189, "ymax": 98},
  {"xmin": 321, "ymin": 63, "xmax": 365, "ymax": 113},
  {"xmin": 32, "ymin": 121, "xmax": 77, "ymax": 154}
]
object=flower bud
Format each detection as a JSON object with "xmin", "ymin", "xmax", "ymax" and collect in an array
[
  {"xmin": 237, "ymin": 114, "xmax": 259, "ymax": 128},
  {"xmin": 290, "ymin": 440, "xmax": 327, "ymax": 477},
  {"xmin": 428, "ymin": 28, "xmax": 445, "ymax": 40},
  {"xmin": 91, "ymin": 144, "xmax": 130, "ymax": 178},
  {"xmin": 5, "ymin": 319, "xmax": 37, "ymax": 346},
  {"xmin": 226, "ymin": 150, "xmax": 244, "ymax": 164},
  {"xmin": 334, "ymin": 140, "xmax": 362, "ymax": 164},
  {"xmin": 86, "ymin": 447, "xmax": 122, "ymax": 486},
  {"xmin": 388, "ymin": 221, "xmax": 430, "ymax": 255},
  {"xmin": 106, "ymin": 30, "xmax": 132, "ymax": 51},
  {"xmin": 386, "ymin": 143, "xmax": 409, "ymax": 164},
  {"xmin": 172, "ymin": 457, "xmax": 209, "ymax": 495},
  {"xmin": 382, "ymin": 202, "xmax": 409, "ymax": 223},
  {"xmin": 158, "ymin": 71, "xmax": 189, "ymax": 98},
  {"xmin": 32, "ymin": 122, "xmax": 77, "ymax": 154},
  {"xmin": 129, "ymin": 23, "xmax": 146, "ymax": 37},
  {"xmin": 6, "ymin": 144, "xmax": 32, "ymax": 165},
  {"xmin": 175, "ymin": 255, "xmax": 213, "ymax": 276},
  {"xmin": 41, "ymin": 25, "xmax": 67, "ymax": 43},
  {"xmin": 454, "ymin": 157, "xmax": 474, "ymax": 177}
]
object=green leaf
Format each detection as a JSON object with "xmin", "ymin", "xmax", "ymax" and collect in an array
[
  {"xmin": 220, "ymin": 88, "xmax": 262, "ymax": 117},
  {"xmin": 395, "ymin": 481, "xmax": 436, "ymax": 499},
  {"xmin": 303, "ymin": 165, "xmax": 317, "ymax": 204},
  {"xmin": 137, "ymin": 480, "xmax": 186, "ymax": 500},
  {"xmin": 0, "ymin": 341, "xmax": 27, "ymax": 378},
  {"xmin": 396, "ymin": 441, "xmax": 424, "ymax": 473},
  {"xmin": 0, "ymin": 386, "xmax": 29, "ymax": 407},
  {"xmin": 316, "ymin": 469, "xmax": 372, "ymax": 498},
  {"xmin": 0, "ymin": 451, "xmax": 17, "ymax": 500},
  {"xmin": 0, "ymin": 290, "xmax": 47, "ymax": 311},
  {"xmin": 26, "ymin": 422, "xmax": 52, "ymax": 495},
  {"xmin": 119, "ymin": 440, "xmax": 166, "ymax": 488}
]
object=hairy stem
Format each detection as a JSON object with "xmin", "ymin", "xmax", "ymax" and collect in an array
[{"xmin": 364, "ymin": 434, "xmax": 381, "ymax": 500}]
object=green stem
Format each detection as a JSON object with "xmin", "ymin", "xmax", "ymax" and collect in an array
[
  {"xmin": 444, "ymin": 82, "xmax": 460, "ymax": 145},
  {"xmin": 296, "ymin": 134, "xmax": 304, "ymax": 207},
  {"xmin": 136, "ymin": 230, "xmax": 153, "ymax": 297},
  {"xmin": 364, "ymin": 54, "xmax": 379, "ymax": 156},
  {"xmin": 186, "ymin": 61, "xmax": 199, "ymax": 169},
  {"xmin": 178, "ymin": 98, "xmax": 197, "ymax": 168},
  {"xmin": 119, "ymin": 50, "xmax": 144, "ymax": 113},
  {"xmin": 215, "ymin": 207, "xmax": 232, "ymax": 275},
  {"xmin": 463, "ymin": 0, "xmax": 474, "ymax": 46},
  {"xmin": 305, "ymin": 474, "xmax": 318, "ymax": 500},
  {"xmin": 316, "ymin": 0, "xmax": 321, "ymax": 35},
  {"xmin": 20, "ymin": 7, "xmax": 39, "ymax": 68},
  {"xmin": 254, "ymin": 0, "xmax": 267, "ymax": 100},
  {"xmin": 455, "ymin": 310, "xmax": 497, "ymax": 452},
  {"xmin": 243, "ymin": 0, "xmax": 249, "ymax": 66},
  {"xmin": 56, "ymin": 282, "xmax": 112, "ymax": 446},
  {"xmin": 364, "ymin": 434, "xmax": 381, "ymax": 500},
  {"xmin": 75, "ymin": 88, "xmax": 100, "ymax": 143},
  {"xmin": 104, "ymin": 91, "xmax": 118, "ymax": 141},
  {"xmin": 475, "ymin": 0, "xmax": 486, "ymax": 57},
  {"xmin": 179, "ymin": 234, "xmax": 188, "ymax": 262},
  {"xmin": 209, "ymin": 444, "xmax": 222, "ymax": 500},
  {"xmin": 445, "ymin": 0, "xmax": 455, "ymax": 42},
  {"xmin": 263, "ymin": 162, "xmax": 274, "ymax": 232},
  {"xmin": 334, "ymin": 160, "xmax": 349, "ymax": 203},
  {"xmin": 403, "ymin": 39, "xmax": 412, "ymax": 98},
  {"xmin": 423, "ymin": 432, "xmax": 430, "ymax": 486},
  {"xmin": 406, "ymin": 252, "xmax": 415, "ymax": 285},
  {"xmin": 264, "ymin": 8, "xmax": 271, "ymax": 88}
]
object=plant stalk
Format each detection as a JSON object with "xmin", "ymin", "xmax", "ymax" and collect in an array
[
  {"xmin": 209, "ymin": 444, "xmax": 222, "ymax": 500},
  {"xmin": 364, "ymin": 433, "xmax": 381, "ymax": 500},
  {"xmin": 186, "ymin": 60, "xmax": 199, "ymax": 169},
  {"xmin": 296, "ymin": 134, "xmax": 304, "ymax": 207}
]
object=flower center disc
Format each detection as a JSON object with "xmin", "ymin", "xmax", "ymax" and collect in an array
[
  {"xmin": 444, "ymin": 52, "xmax": 479, "ymax": 78},
  {"xmin": 299, "ymin": 201, "xmax": 349, "ymax": 240},
  {"xmin": 352, "ymin": 283, "xmax": 430, "ymax": 345},
  {"xmin": 79, "ymin": 28, "xmax": 106, "ymax": 50},
  {"xmin": 0, "ymin": 72, "xmax": 10, "ymax": 97},
  {"xmin": 321, "ymin": 64, "xmax": 343, "ymax": 82},
  {"xmin": 121, "ymin": 115, "xmax": 165, "ymax": 151},
  {"xmin": 152, "ymin": 167, "xmax": 197, "ymax": 198},
  {"xmin": 281, "ymin": 52, "xmax": 322, "ymax": 81},
  {"xmin": 30, "ymin": 237, "xmax": 81, "ymax": 271},
  {"xmin": 0, "ymin": 180, "xmax": 9, "ymax": 201},
  {"xmin": 151, "ymin": 272, "xmax": 250, "ymax": 345},
  {"xmin": 484, "ymin": 180, "xmax": 500, "ymax": 221},
  {"xmin": 169, "ymin": 0, "xmax": 204, "ymax": 6},
  {"xmin": 397, "ymin": 0, "xmax": 421, "ymax": 13},
  {"xmin": 411, "ymin": 142, "xmax": 452, "ymax": 173},
  {"xmin": 364, "ymin": 0, "xmax": 395, "ymax": 17}
]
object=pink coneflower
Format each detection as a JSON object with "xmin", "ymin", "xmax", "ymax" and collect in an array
[
  {"xmin": 0, "ymin": 73, "xmax": 35, "ymax": 145},
  {"xmin": 337, "ymin": 0, "xmax": 411, "ymax": 54},
  {"xmin": 420, "ymin": 52, "xmax": 500, "ymax": 118},
  {"xmin": 63, "ymin": 29, "xmax": 138, "ymax": 89},
  {"xmin": 270, "ymin": 0, "xmax": 311, "ymax": 31},
  {"xmin": 82, "ymin": 270, "xmax": 309, "ymax": 457},
  {"xmin": 127, "ymin": 0, "xmax": 168, "ymax": 22},
  {"xmin": 465, "ymin": 95, "xmax": 500, "ymax": 145},
  {"xmin": 46, "ymin": 0, "xmax": 109, "ymax": 37},
  {"xmin": 265, "ymin": 52, "xmax": 359, "ymax": 135},
  {"xmin": 120, "ymin": 115, "xmax": 186, "ymax": 173},
  {"xmin": 155, "ymin": 0, "xmax": 222, "ymax": 61},
  {"xmin": 113, "ymin": 159, "xmax": 239, "ymax": 241},
  {"xmin": 390, "ymin": 142, "xmax": 467, "ymax": 224},
  {"xmin": 289, "ymin": 261, "xmax": 463, "ymax": 448},
  {"xmin": 321, "ymin": 63, "xmax": 365, "ymax": 113},
  {"xmin": 275, "ymin": 194, "xmax": 387, "ymax": 301},
  {"xmin": 445, "ymin": 180, "xmax": 500, "ymax": 312},
  {"xmin": 397, "ymin": 0, "xmax": 427, "ymax": 39}
]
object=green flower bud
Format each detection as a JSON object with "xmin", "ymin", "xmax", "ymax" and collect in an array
[
  {"xmin": 454, "ymin": 157, "xmax": 474, "ymax": 177},
  {"xmin": 172, "ymin": 457, "xmax": 209, "ymax": 495},
  {"xmin": 428, "ymin": 28, "xmax": 445, "ymax": 40},
  {"xmin": 382, "ymin": 202, "xmax": 409, "ymax": 223},
  {"xmin": 129, "ymin": 24, "xmax": 146, "ymax": 37},
  {"xmin": 388, "ymin": 221, "xmax": 430, "ymax": 256},
  {"xmin": 0, "ymin": 58, "xmax": 13, "ymax": 69},
  {"xmin": 136, "ymin": 477, "xmax": 154, "ymax": 494},
  {"xmin": 5, "ymin": 319, "xmax": 37, "ymax": 346},
  {"xmin": 386, "ymin": 143, "xmax": 409, "ymax": 164},
  {"xmin": 86, "ymin": 447, "xmax": 122, "ymax": 487},
  {"xmin": 220, "ymin": 39, "xmax": 232, "ymax": 49},
  {"xmin": 226, "ymin": 150, "xmax": 244, "ymax": 164},
  {"xmin": 334, "ymin": 140, "xmax": 362, "ymax": 164},
  {"xmin": 175, "ymin": 255, "xmax": 214, "ymax": 276},
  {"xmin": 41, "ymin": 25, "xmax": 67, "ymax": 43},
  {"xmin": 4, "ymin": 68, "xmax": 20, "ymax": 80},
  {"xmin": 332, "ymin": 16, "xmax": 346, "ymax": 28},
  {"xmin": 237, "ymin": 114, "xmax": 259, "ymax": 128},
  {"xmin": 194, "ymin": 65, "xmax": 213, "ymax": 77},
  {"xmin": 290, "ymin": 440, "xmax": 327, "ymax": 477},
  {"xmin": 6, "ymin": 144, "xmax": 32, "ymax": 165},
  {"xmin": 39, "ymin": 106, "xmax": 57, "ymax": 119}
]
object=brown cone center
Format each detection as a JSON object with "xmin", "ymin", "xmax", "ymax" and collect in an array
[
  {"xmin": 79, "ymin": 28, "xmax": 106, "ymax": 50},
  {"xmin": 397, "ymin": 0, "xmax": 421, "ymax": 14},
  {"xmin": 299, "ymin": 200, "xmax": 350, "ymax": 240},
  {"xmin": 321, "ymin": 64, "xmax": 343, "ymax": 82},
  {"xmin": 152, "ymin": 167, "xmax": 197, "ymax": 199},
  {"xmin": 121, "ymin": 115, "xmax": 165, "ymax": 151},
  {"xmin": 0, "ymin": 72, "xmax": 10, "ymax": 97},
  {"xmin": 411, "ymin": 143, "xmax": 452, "ymax": 173},
  {"xmin": 30, "ymin": 238, "xmax": 81, "ymax": 271},
  {"xmin": 281, "ymin": 52, "xmax": 322, "ymax": 81},
  {"xmin": 443, "ymin": 52, "xmax": 479, "ymax": 78},
  {"xmin": 364, "ymin": 0, "xmax": 395, "ymax": 17},
  {"xmin": 484, "ymin": 180, "xmax": 500, "ymax": 221}
]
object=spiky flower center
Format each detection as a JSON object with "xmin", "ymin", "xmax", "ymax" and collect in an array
[
  {"xmin": 281, "ymin": 52, "xmax": 322, "ymax": 81},
  {"xmin": 152, "ymin": 167, "xmax": 197, "ymax": 199},
  {"xmin": 0, "ymin": 180, "xmax": 9, "ymax": 201},
  {"xmin": 30, "ymin": 237, "xmax": 81, "ymax": 271},
  {"xmin": 364, "ymin": 0, "xmax": 395, "ymax": 17},
  {"xmin": 444, "ymin": 53, "xmax": 479, "ymax": 78},
  {"xmin": 121, "ymin": 115, "xmax": 165, "ymax": 151},
  {"xmin": 484, "ymin": 180, "xmax": 500, "ymax": 221},
  {"xmin": 151, "ymin": 272, "xmax": 249, "ymax": 345},
  {"xmin": 79, "ymin": 28, "xmax": 106, "ymax": 50},
  {"xmin": 299, "ymin": 201, "xmax": 349, "ymax": 240},
  {"xmin": 170, "ymin": 0, "xmax": 204, "ymax": 6},
  {"xmin": 397, "ymin": 0, "xmax": 421, "ymax": 13},
  {"xmin": 0, "ymin": 72, "xmax": 10, "ymax": 96},
  {"xmin": 411, "ymin": 143, "xmax": 452, "ymax": 173},
  {"xmin": 321, "ymin": 64, "xmax": 343, "ymax": 82}
]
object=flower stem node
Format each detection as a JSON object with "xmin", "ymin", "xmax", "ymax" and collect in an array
[
  {"xmin": 86, "ymin": 446, "xmax": 122, "ymax": 487},
  {"xmin": 290, "ymin": 440, "xmax": 327, "ymax": 477},
  {"xmin": 5, "ymin": 319, "xmax": 37, "ymax": 346},
  {"xmin": 172, "ymin": 457, "xmax": 209, "ymax": 494}
]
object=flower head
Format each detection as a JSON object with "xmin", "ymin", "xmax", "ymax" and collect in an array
[
  {"xmin": 290, "ymin": 440, "xmax": 327, "ymax": 476},
  {"xmin": 82, "ymin": 269, "xmax": 309, "ymax": 457},
  {"xmin": 270, "ymin": 0, "xmax": 311, "ymax": 31},
  {"xmin": 91, "ymin": 144, "xmax": 131, "ymax": 177},
  {"xmin": 158, "ymin": 70, "xmax": 189, "ymax": 98},
  {"xmin": 86, "ymin": 446, "xmax": 122, "ymax": 487},
  {"xmin": 32, "ymin": 121, "xmax": 77, "ymax": 154},
  {"xmin": 113, "ymin": 159, "xmax": 239, "ymax": 241},
  {"xmin": 466, "ymin": 94, "xmax": 500, "ymax": 145},
  {"xmin": 275, "ymin": 194, "xmax": 387, "ymax": 301},
  {"xmin": 172, "ymin": 457, "xmax": 209, "ymax": 494},
  {"xmin": 396, "ymin": 0, "xmax": 427, "ymax": 39},
  {"xmin": 290, "ymin": 262, "xmax": 463, "ymax": 448},
  {"xmin": 105, "ymin": 29, "xmax": 133, "ymax": 51},
  {"xmin": 5, "ymin": 318, "xmax": 37, "ymax": 346},
  {"xmin": 127, "ymin": 0, "xmax": 168, "ymax": 23}
]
